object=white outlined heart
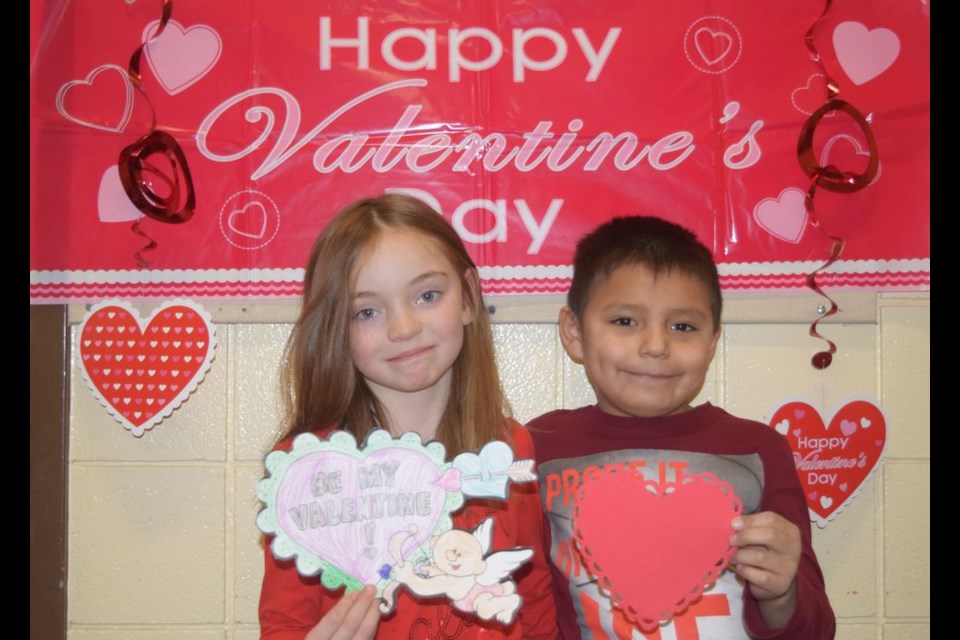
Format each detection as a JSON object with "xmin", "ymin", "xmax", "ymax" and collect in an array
[
  {"xmin": 790, "ymin": 74, "xmax": 837, "ymax": 117},
  {"xmin": 820, "ymin": 134, "xmax": 881, "ymax": 185},
  {"xmin": 695, "ymin": 28, "xmax": 733, "ymax": 66},
  {"xmin": 228, "ymin": 202, "xmax": 268, "ymax": 239},
  {"xmin": 143, "ymin": 19, "xmax": 222, "ymax": 95},
  {"xmin": 684, "ymin": 17, "xmax": 742, "ymax": 75},
  {"xmin": 833, "ymin": 22, "xmax": 900, "ymax": 85},
  {"xmin": 55, "ymin": 64, "xmax": 134, "ymax": 133},
  {"xmin": 753, "ymin": 188, "xmax": 808, "ymax": 244}
]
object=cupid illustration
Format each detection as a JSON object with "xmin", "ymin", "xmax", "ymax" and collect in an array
[{"xmin": 379, "ymin": 517, "xmax": 533, "ymax": 624}]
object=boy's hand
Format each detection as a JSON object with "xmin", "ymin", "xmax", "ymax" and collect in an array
[
  {"xmin": 729, "ymin": 511, "xmax": 800, "ymax": 629},
  {"xmin": 305, "ymin": 585, "xmax": 380, "ymax": 640}
]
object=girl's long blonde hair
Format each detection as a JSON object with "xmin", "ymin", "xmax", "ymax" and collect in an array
[{"xmin": 277, "ymin": 193, "xmax": 512, "ymax": 456}]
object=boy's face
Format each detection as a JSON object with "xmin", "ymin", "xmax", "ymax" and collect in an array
[{"xmin": 560, "ymin": 263, "xmax": 719, "ymax": 418}]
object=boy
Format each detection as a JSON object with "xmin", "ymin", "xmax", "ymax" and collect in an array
[{"xmin": 529, "ymin": 216, "xmax": 835, "ymax": 639}]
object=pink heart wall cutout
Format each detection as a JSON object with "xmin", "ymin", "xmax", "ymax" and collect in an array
[
  {"xmin": 832, "ymin": 21, "xmax": 900, "ymax": 86},
  {"xmin": 143, "ymin": 19, "xmax": 222, "ymax": 95},
  {"xmin": 77, "ymin": 300, "xmax": 217, "ymax": 437},
  {"xmin": 753, "ymin": 188, "xmax": 808, "ymax": 243},
  {"xmin": 573, "ymin": 471, "xmax": 741, "ymax": 631},
  {"xmin": 766, "ymin": 397, "xmax": 887, "ymax": 528}
]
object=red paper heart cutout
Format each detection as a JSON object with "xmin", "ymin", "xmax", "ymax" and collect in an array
[
  {"xmin": 572, "ymin": 471, "xmax": 741, "ymax": 631},
  {"xmin": 77, "ymin": 300, "xmax": 217, "ymax": 437},
  {"xmin": 767, "ymin": 397, "xmax": 886, "ymax": 528}
]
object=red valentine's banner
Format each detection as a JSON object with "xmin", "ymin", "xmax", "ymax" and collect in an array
[{"xmin": 30, "ymin": 1, "xmax": 929, "ymax": 303}]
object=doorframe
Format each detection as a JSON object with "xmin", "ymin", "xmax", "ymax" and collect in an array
[{"xmin": 30, "ymin": 304, "xmax": 69, "ymax": 639}]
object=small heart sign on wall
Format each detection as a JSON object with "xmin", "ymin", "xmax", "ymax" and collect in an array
[
  {"xmin": 766, "ymin": 396, "xmax": 887, "ymax": 528},
  {"xmin": 77, "ymin": 299, "xmax": 217, "ymax": 437}
]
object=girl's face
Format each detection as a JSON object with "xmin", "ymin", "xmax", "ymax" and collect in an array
[{"xmin": 348, "ymin": 229, "xmax": 474, "ymax": 408}]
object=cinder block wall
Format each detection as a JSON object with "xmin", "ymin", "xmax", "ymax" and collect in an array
[{"xmin": 65, "ymin": 293, "xmax": 930, "ymax": 640}]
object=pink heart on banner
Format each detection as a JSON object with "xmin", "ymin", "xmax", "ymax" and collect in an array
[
  {"xmin": 753, "ymin": 188, "xmax": 808, "ymax": 243},
  {"xmin": 832, "ymin": 21, "xmax": 900, "ymax": 85},
  {"xmin": 767, "ymin": 398, "xmax": 886, "ymax": 528},
  {"xmin": 97, "ymin": 167, "xmax": 145, "ymax": 223},
  {"xmin": 143, "ymin": 19, "xmax": 222, "ymax": 95},
  {"xmin": 572, "ymin": 471, "xmax": 741, "ymax": 631},
  {"xmin": 77, "ymin": 300, "xmax": 216, "ymax": 437}
]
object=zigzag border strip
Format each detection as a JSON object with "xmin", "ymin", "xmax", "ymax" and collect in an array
[{"xmin": 30, "ymin": 261, "xmax": 930, "ymax": 302}]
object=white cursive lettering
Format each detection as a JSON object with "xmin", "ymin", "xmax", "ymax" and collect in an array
[{"xmin": 196, "ymin": 80, "xmax": 697, "ymax": 181}]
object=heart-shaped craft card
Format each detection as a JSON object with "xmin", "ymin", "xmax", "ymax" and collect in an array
[
  {"xmin": 767, "ymin": 396, "xmax": 887, "ymax": 528},
  {"xmin": 77, "ymin": 300, "xmax": 217, "ymax": 437},
  {"xmin": 257, "ymin": 429, "xmax": 466, "ymax": 595},
  {"xmin": 572, "ymin": 470, "xmax": 741, "ymax": 631}
]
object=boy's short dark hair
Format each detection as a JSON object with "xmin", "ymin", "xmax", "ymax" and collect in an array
[{"xmin": 566, "ymin": 216, "xmax": 722, "ymax": 330}]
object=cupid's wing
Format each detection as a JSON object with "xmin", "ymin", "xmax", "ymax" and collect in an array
[
  {"xmin": 475, "ymin": 547, "xmax": 534, "ymax": 586},
  {"xmin": 472, "ymin": 517, "xmax": 494, "ymax": 556}
]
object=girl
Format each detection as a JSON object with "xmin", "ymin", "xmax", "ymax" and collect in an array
[{"xmin": 258, "ymin": 193, "xmax": 558, "ymax": 640}]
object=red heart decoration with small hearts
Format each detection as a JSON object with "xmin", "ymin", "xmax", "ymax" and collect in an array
[
  {"xmin": 767, "ymin": 397, "xmax": 886, "ymax": 528},
  {"xmin": 77, "ymin": 300, "xmax": 217, "ymax": 437},
  {"xmin": 572, "ymin": 471, "xmax": 741, "ymax": 631}
]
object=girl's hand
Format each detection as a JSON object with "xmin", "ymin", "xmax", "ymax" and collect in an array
[
  {"xmin": 305, "ymin": 585, "xmax": 380, "ymax": 640},
  {"xmin": 729, "ymin": 511, "xmax": 800, "ymax": 629}
]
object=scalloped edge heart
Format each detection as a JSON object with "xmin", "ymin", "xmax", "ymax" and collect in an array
[
  {"xmin": 765, "ymin": 395, "xmax": 887, "ymax": 528},
  {"xmin": 256, "ymin": 429, "xmax": 464, "ymax": 595},
  {"xmin": 76, "ymin": 299, "xmax": 217, "ymax": 437},
  {"xmin": 572, "ymin": 471, "xmax": 741, "ymax": 631}
]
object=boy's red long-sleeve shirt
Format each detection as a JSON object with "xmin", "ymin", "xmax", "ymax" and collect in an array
[
  {"xmin": 529, "ymin": 403, "xmax": 836, "ymax": 640},
  {"xmin": 258, "ymin": 420, "xmax": 559, "ymax": 640}
]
